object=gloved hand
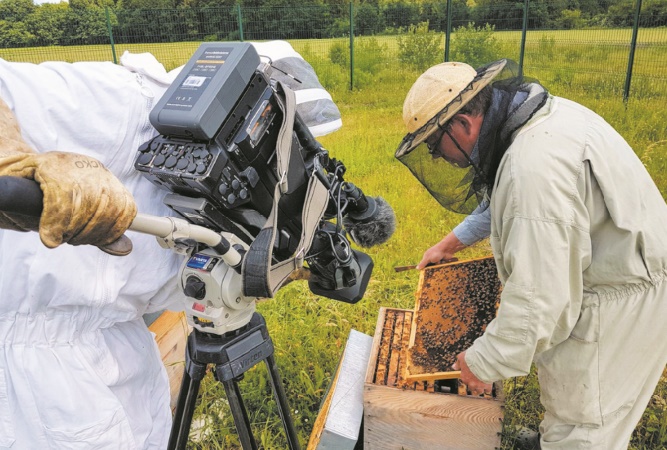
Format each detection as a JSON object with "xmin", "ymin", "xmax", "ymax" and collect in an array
[
  {"xmin": 0, "ymin": 101, "xmax": 43, "ymax": 234},
  {"xmin": 0, "ymin": 151, "xmax": 137, "ymax": 251}
]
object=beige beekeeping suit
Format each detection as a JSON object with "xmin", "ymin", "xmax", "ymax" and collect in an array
[{"xmin": 465, "ymin": 96, "xmax": 667, "ymax": 449}]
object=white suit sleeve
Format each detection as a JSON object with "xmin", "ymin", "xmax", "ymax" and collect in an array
[{"xmin": 463, "ymin": 135, "xmax": 593, "ymax": 383}]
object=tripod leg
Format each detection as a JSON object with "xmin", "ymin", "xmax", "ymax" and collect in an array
[
  {"xmin": 222, "ymin": 378, "xmax": 258, "ymax": 450},
  {"xmin": 265, "ymin": 354, "xmax": 301, "ymax": 450},
  {"xmin": 168, "ymin": 370, "xmax": 202, "ymax": 450}
]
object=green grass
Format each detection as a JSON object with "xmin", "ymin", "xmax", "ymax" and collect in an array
[
  {"xmin": 2, "ymin": 33, "xmax": 666, "ymax": 449},
  {"xmin": 185, "ymin": 87, "xmax": 667, "ymax": 449}
]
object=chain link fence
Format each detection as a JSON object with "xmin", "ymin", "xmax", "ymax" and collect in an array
[{"xmin": 0, "ymin": 1, "xmax": 665, "ymax": 100}]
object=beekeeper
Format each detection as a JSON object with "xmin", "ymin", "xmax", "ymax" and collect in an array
[
  {"xmin": 395, "ymin": 59, "xmax": 667, "ymax": 449},
  {"xmin": 0, "ymin": 41, "xmax": 341, "ymax": 449}
]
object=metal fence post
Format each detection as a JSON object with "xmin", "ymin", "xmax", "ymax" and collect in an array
[
  {"xmin": 519, "ymin": 0, "xmax": 529, "ymax": 77},
  {"xmin": 237, "ymin": 3, "xmax": 244, "ymax": 42},
  {"xmin": 445, "ymin": 0, "xmax": 452, "ymax": 61},
  {"xmin": 105, "ymin": 7, "xmax": 117, "ymax": 64},
  {"xmin": 624, "ymin": 0, "xmax": 643, "ymax": 102},
  {"xmin": 349, "ymin": 2, "xmax": 354, "ymax": 91}
]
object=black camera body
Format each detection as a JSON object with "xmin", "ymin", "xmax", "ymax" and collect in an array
[
  {"xmin": 135, "ymin": 42, "xmax": 375, "ymax": 303},
  {"xmin": 136, "ymin": 65, "xmax": 313, "ymax": 258}
]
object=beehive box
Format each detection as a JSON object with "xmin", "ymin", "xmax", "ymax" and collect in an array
[{"xmin": 364, "ymin": 257, "xmax": 504, "ymax": 449}]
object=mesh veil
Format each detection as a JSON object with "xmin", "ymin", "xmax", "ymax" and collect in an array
[{"xmin": 395, "ymin": 60, "xmax": 548, "ymax": 215}]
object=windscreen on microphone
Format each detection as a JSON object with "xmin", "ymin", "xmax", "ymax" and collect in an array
[{"xmin": 342, "ymin": 196, "xmax": 396, "ymax": 248}]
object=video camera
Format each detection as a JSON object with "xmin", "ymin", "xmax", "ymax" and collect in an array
[{"xmin": 134, "ymin": 42, "xmax": 394, "ymax": 310}]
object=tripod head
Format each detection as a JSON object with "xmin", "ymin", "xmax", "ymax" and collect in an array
[{"xmin": 130, "ymin": 213, "xmax": 257, "ymax": 335}]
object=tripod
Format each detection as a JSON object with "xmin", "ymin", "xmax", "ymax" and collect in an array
[{"xmin": 168, "ymin": 312, "xmax": 300, "ymax": 450}]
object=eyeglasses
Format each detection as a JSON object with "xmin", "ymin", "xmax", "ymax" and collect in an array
[{"xmin": 425, "ymin": 122, "xmax": 452, "ymax": 157}]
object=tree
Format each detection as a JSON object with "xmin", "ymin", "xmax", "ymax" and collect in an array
[
  {"xmin": 24, "ymin": 3, "xmax": 70, "ymax": 45},
  {"xmin": 421, "ymin": 0, "xmax": 470, "ymax": 32},
  {"xmin": 556, "ymin": 8, "xmax": 584, "ymax": 28},
  {"xmin": 470, "ymin": 0, "xmax": 554, "ymax": 30},
  {"xmin": 355, "ymin": 2, "xmax": 383, "ymax": 35},
  {"xmin": 69, "ymin": 0, "xmax": 114, "ymax": 9},
  {"xmin": 0, "ymin": 19, "xmax": 35, "ymax": 47},
  {"xmin": 383, "ymin": 0, "xmax": 419, "ymax": 31},
  {"xmin": 0, "ymin": 0, "xmax": 35, "ymax": 23}
]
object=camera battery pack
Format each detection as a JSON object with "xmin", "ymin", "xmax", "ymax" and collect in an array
[{"xmin": 150, "ymin": 42, "xmax": 260, "ymax": 140}]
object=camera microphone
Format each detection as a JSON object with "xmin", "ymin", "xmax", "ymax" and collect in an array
[{"xmin": 341, "ymin": 183, "xmax": 396, "ymax": 248}]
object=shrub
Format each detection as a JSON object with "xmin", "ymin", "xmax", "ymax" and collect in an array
[
  {"xmin": 556, "ymin": 9, "xmax": 585, "ymax": 29},
  {"xmin": 355, "ymin": 37, "xmax": 389, "ymax": 74},
  {"xmin": 0, "ymin": 20, "xmax": 35, "ymax": 47},
  {"xmin": 329, "ymin": 41, "xmax": 349, "ymax": 68},
  {"xmin": 397, "ymin": 22, "xmax": 442, "ymax": 72},
  {"xmin": 450, "ymin": 22, "xmax": 501, "ymax": 68}
]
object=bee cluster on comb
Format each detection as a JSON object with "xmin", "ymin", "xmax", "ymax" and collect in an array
[{"xmin": 407, "ymin": 257, "xmax": 501, "ymax": 376}]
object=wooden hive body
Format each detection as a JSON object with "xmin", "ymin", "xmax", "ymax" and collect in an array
[{"xmin": 364, "ymin": 257, "xmax": 504, "ymax": 449}]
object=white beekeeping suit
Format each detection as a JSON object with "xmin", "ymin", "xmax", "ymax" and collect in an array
[{"xmin": 0, "ymin": 41, "xmax": 340, "ymax": 449}]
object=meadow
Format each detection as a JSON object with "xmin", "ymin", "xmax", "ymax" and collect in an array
[
  {"xmin": 2, "ymin": 30, "xmax": 666, "ymax": 448},
  {"xmin": 190, "ymin": 33, "xmax": 667, "ymax": 448}
]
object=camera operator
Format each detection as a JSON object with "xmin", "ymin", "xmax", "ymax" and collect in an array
[
  {"xmin": 0, "ymin": 55, "xmax": 183, "ymax": 449},
  {"xmin": 0, "ymin": 42, "xmax": 340, "ymax": 449}
]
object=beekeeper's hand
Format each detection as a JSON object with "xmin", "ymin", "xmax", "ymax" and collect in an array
[
  {"xmin": 416, "ymin": 231, "xmax": 464, "ymax": 269},
  {"xmin": 0, "ymin": 97, "xmax": 136, "ymax": 255},
  {"xmin": 453, "ymin": 351, "xmax": 493, "ymax": 396}
]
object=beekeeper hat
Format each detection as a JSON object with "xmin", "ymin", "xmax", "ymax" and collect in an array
[{"xmin": 396, "ymin": 59, "xmax": 507, "ymax": 158}]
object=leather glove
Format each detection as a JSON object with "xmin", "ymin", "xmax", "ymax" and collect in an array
[
  {"xmin": 0, "ymin": 101, "xmax": 42, "ymax": 234},
  {"xmin": 0, "ymin": 151, "xmax": 137, "ymax": 250}
]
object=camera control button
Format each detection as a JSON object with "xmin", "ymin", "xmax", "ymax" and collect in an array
[
  {"xmin": 227, "ymin": 193, "xmax": 237, "ymax": 204},
  {"xmin": 176, "ymin": 158, "xmax": 189, "ymax": 170},
  {"xmin": 196, "ymin": 163, "xmax": 207, "ymax": 174},
  {"xmin": 153, "ymin": 154, "xmax": 166, "ymax": 166},
  {"xmin": 137, "ymin": 153, "xmax": 153, "ymax": 166},
  {"xmin": 187, "ymin": 162, "xmax": 197, "ymax": 173},
  {"xmin": 218, "ymin": 183, "xmax": 229, "ymax": 195},
  {"xmin": 165, "ymin": 156, "xmax": 178, "ymax": 168},
  {"xmin": 231, "ymin": 179, "xmax": 240, "ymax": 190},
  {"xmin": 239, "ymin": 188, "xmax": 248, "ymax": 200}
]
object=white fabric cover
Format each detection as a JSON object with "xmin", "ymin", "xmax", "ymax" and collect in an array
[{"xmin": 0, "ymin": 41, "xmax": 340, "ymax": 449}]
